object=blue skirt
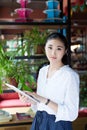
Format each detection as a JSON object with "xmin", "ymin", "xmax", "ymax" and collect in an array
[{"xmin": 30, "ymin": 111, "xmax": 73, "ymax": 130}]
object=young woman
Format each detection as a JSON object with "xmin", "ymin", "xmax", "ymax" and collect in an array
[{"xmin": 20, "ymin": 32, "xmax": 80, "ymax": 130}]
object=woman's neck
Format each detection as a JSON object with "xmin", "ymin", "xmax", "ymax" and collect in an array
[
  {"xmin": 49, "ymin": 62, "xmax": 64, "ymax": 71},
  {"xmin": 47, "ymin": 62, "xmax": 64, "ymax": 78}
]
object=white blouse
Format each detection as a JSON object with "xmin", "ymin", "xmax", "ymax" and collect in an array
[{"xmin": 34, "ymin": 65, "xmax": 80, "ymax": 122}]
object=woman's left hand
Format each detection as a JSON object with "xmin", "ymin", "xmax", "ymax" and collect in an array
[
  {"xmin": 25, "ymin": 91, "xmax": 46, "ymax": 104},
  {"xmin": 18, "ymin": 91, "xmax": 37, "ymax": 105}
]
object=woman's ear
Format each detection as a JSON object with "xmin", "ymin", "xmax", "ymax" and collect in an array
[
  {"xmin": 44, "ymin": 46, "xmax": 46, "ymax": 52},
  {"xmin": 65, "ymin": 49, "xmax": 68, "ymax": 55}
]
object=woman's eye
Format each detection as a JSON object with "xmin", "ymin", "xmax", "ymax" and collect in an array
[
  {"xmin": 48, "ymin": 47, "xmax": 52, "ymax": 49},
  {"xmin": 57, "ymin": 48, "xmax": 62, "ymax": 50}
]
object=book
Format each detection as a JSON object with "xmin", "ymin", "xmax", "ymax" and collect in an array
[
  {"xmin": 0, "ymin": 110, "xmax": 12, "ymax": 122},
  {"xmin": 5, "ymin": 83, "xmax": 40, "ymax": 103},
  {"xmin": 16, "ymin": 112, "xmax": 32, "ymax": 120}
]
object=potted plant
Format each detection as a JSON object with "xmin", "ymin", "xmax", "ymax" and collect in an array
[
  {"xmin": 0, "ymin": 39, "xmax": 8, "ymax": 92},
  {"xmin": 0, "ymin": 39, "xmax": 18, "ymax": 93},
  {"xmin": 16, "ymin": 61, "xmax": 37, "ymax": 92},
  {"xmin": 0, "ymin": 39, "xmax": 36, "ymax": 93},
  {"xmin": 24, "ymin": 26, "xmax": 48, "ymax": 55}
]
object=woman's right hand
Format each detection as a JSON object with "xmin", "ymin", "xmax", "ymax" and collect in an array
[{"xmin": 18, "ymin": 91, "xmax": 37, "ymax": 105}]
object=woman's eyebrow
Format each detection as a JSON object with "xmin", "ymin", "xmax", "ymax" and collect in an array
[
  {"xmin": 48, "ymin": 44, "xmax": 53, "ymax": 46},
  {"xmin": 48, "ymin": 44, "xmax": 64, "ymax": 48},
  {"xmin": 57, "ymin": 45, "xmax": 64, "ymax": 48}
]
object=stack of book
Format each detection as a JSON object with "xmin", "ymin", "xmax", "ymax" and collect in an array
[
  {"xmin": 0, "ymin": 110, "xmax": 12, "ymax": 123},
  {"xmin": 16, "ymin": 112, "xmax": 32, "ymax": 120}
]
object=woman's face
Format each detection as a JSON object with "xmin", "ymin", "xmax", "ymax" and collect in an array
[{"xmin": 45, "ymin": 39, "xmax": 67, "ymax": 64}]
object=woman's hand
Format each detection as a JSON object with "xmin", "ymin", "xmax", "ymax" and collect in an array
[
  {"xmin": 18, "ymin": 91, "xmax": 37, "ymax": 105},
  {"xmin": 24, "ymin": 91, "xmax": 45, "ymax": 103},
  {"xmin": 19, "ymin": 91, "xmax": 47, "ymax": 105},
  {"xmin": 28, "ymin": 92, "xmax": 47, "ymax": 104}
]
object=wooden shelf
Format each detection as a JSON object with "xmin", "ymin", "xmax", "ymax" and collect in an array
[
  {"xmin": 14, "ymin": 55, "xmax": 46, "ymax": 60},
  {"xmin": 0, "ymin": 22, "xmax": 68, "ymax": 30}
]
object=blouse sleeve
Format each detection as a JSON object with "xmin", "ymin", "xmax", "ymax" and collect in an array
[{"xmin": 55, "ymin": 72, "xmax": 80, "ymax": 122}]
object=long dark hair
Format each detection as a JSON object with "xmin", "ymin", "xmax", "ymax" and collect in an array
[{"xmin": 45, "ymin": 32, "xmax": 69, "ymax": 65}]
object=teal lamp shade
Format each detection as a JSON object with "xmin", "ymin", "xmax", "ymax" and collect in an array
[
  {"xmin": 46, "ymin": 0, "xmax": 59, "ymax": 9},
  {"xmin": 43, "ymin": 9, "xmax": 61, "ymax": 18}
]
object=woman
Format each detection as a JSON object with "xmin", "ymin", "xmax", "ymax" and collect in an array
[{"xmin": 20, "ymin": 32, "xmax": 80, "ymax": 130}]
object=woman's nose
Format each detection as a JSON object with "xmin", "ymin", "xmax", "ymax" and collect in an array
[{"xmin": 52, "ymin": 50, "xmax": 56, "ymax": 55}]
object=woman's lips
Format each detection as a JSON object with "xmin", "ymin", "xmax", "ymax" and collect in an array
[{"xmin": 50, "ymin": 57, "xmax": 57, "ymax": 59}]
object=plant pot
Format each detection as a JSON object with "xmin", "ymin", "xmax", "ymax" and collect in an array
[
  {"xmin": 36, "ymin": 45, "xmax": 45, "ymax": 54},
  {"xmin": 8, "ymin": 78, "xmax": 18, "ymax": 87}
]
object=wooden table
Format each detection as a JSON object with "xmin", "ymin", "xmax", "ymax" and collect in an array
[
  {"xmin": 1, "ymin": 116, "xmax": 87, "ymax": 130},
  {"xmin": 0, "ymin": 114, "xmax": 33, "ymax": 130},
  {"xmin": 72, "ymin": 117, "xmax": 87, "ymax": 130}
]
